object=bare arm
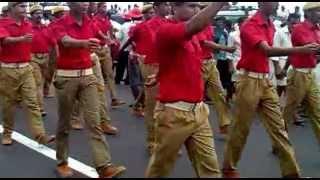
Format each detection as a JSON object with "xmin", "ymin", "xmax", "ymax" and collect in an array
[
  {"xmin": 259, "ymin": 41, "xmax": 320, "ymax": 57},
  {"xmin": 3, "ymin": 34, "xmax": 32, "ymax": 45},
  {"xmin": 119, "ymin": 38, "xmax": 133, "ymax": 53},
  {"xmin": 203, "ymin": 40, "xmax": 236, "ymax": 53},
  {"xmin": 185, "ymin": 2, "xmax": 228, "ymax": 37},
  {"xmin": 61, "ymin": 35, "xmax": 89, "ymax": 48}
]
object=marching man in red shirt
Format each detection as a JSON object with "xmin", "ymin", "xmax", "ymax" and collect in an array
[
  {"xmin": 29, "ymin": 5, "xmax": 55, "ymax": 117},
  {"xmin": 0, "ymin": 2, "xmax": 55, "ymax": 146},
  {"xmin": 283, "ymin": 2, "xmax": 320, "ymax": 145},
  {"xmin": 50, "ymin": 2, "xmax": 125, "ymax": 178},
  {"xmin": 222, "ymin": 2, "xmax": 320, "ymax": 178},
  {"xmin": 145, "ymin": 2, "xmax": 229, "ymax": 178},
  {"xmin": 94, "ymin": 2, "xmax": 126, "ymax": 109}
]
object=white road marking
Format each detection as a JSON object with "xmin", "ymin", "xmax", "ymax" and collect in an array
[{"xmin": 0, "ymin": 125, "xmax": 98, "ymax": 178}]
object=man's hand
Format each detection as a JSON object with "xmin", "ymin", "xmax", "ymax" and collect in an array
[
  {"xmin": 22, "ymin": 33, "xmax": 33, "ymax": 43},
  {"xmin": 145, "ymin": 74, "xmax": 157, "ymax": 88},
  {"xmin": 276, "ymin": 68, "xmax": 287, "ymax": 80},
  {"xmin": 87, "ymin": 38, "xmax": 101, "ymax": 51},
  {"xmin": 300, "ymin": 43, "xmax": 320, "ymax": 54}
]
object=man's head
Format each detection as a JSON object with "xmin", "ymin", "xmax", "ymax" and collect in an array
[
  {"xmin": 30, "ymin": 5, "xmax": 43, "ymax": 24},
  {"xmin": 97, "ymin": 2, "xmax": 107, "ymax": 15},
  {"xmin": 303, "ymin": 2, "xmax": 320, "ymax": 25},
  {"xmin": 287, "ymin": 13, "xmax": 300, "ymax": 31},
  {"xmin": 258, "ymin": 2, "xmax": 279, "ymax": 17},
  {"xmin": 142, "ymin": 4, "xmax": 155, "ymax": 20},
  {"xmin": 52, "ymin": 7, "xmax": 65, "ymax": 19},
  {"xmin": 153, "ymin": 2, "xmax": 171, "ymax": 17},
  {"xmin": 88, "ymin": 2, "xmax": 98, "ymax": 15},
  {"xmin": 1, "ymin": 5, "xmax": 8, "ymax": 17},
  {"xmin": 8, "ymin": 2, "xmax": 28, "ymax": 19},
  {"xmin": 281, "ymin": 5, "xmax": 285, "ymax": 11},
  {"xmin": 67, "ymin": 2, "xmax": 89, "ymax": 16},
  {"xmin": 215, "ymin": 16, "xmax": 226, "ymax": 29},
  {"xmin": 171, "ymin": 2, "xmax": 201, "ymax": 21}
]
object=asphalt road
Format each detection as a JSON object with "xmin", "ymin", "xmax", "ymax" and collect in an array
[{"xmin": 1, "ymin": 74, "xmax": 320, "ymax": 178}]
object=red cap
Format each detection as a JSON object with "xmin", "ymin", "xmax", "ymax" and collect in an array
[
  {"xmin": 122, "ymin": 13, "xmax": 132, "ymax": 20},
  {"xmin": 129, "ymin": 8, "xmax": 142, "ymax": 19}
]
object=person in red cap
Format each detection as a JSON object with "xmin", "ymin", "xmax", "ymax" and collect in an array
[
  {"xmin": 0, "ymin": 2, "xmax": 55, "ymax": 146},
  {"xmin": 49, "ymin": 2, "xmax": 125, "ymax": 178}
]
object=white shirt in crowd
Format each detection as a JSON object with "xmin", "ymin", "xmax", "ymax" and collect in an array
[
  {"xmin": 269, "ymin": 25, "xmax": 293, "ymax": 87},
  {"xmin": 227, "ymin": 24, "xmax": 241, "ymax": 82},
  {"xmin": 117, "ymin": 21, "xmax": 138, "ymax": 52}
]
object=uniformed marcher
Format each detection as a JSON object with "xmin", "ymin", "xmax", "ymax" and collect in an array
[
  {"xmin": 94, "ymin": 2, "xmax": 126, "ymax": 109},
  {"xmin": 43, "ymin": 6, "xmax": 65, "ymax": 98},
  {"xmin": 145, "ymin": 2, "xmax": 228, "ymax": 178},
  {"xmin": 197, "ymin": 2, "xmax": 234, "ymax": 137},
  {"xmin": 222, "ymin": 2, "xmax": 320, "ymax": 178},
  {"xmin": 125, "ymin": 4, "xmax": 155, "ymax": 117},
  {"xmin": 49, "ymin": 2, "xmax": 125, "ymax": 178},
  {"xmin": 283, "ymin": 2, "xmax": 320, "ymax": 142},
  {"xmin": 29, "ymin": 5, "xmax": 54, "ymax": 117},
  {"xmin": 141, "ymin": 2, "xmax": 171, "ymax": 155},
  {"xmin": 0, "ymin": 2, "xmax": 55, "ymax": 146}
]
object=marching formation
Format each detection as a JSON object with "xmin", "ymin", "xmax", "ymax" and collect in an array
[{"xmin": 0, "ymin": 1, "xmax": 319, "ymax": 178}]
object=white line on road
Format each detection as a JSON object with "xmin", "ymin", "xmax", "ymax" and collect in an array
[{"xmin": 0, "ymin": 125, "xmax": 98, "ymax": 178}]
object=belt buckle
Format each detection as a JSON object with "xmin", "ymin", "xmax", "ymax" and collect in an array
[
  {"xmin": 78, "ymin": 70, "xmax": 85, "ymax": 77},
  {"xmin": 190, "ymin": 103, "xmax": 197, "ymax": 111}
]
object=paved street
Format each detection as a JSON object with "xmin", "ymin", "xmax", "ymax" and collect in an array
[{"xmin": 0, "ymin": 66, "xmax": 320, "ymax": 178}]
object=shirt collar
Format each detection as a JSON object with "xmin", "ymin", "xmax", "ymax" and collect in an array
[
  {"xmin": 3, "ymin": 16, "xmax": 28, "ymax": 26},
  {"xmin": 252, "ymin": 11, "xmax": 273, "ymax": 27},
  {"xmin": 303, "ymin": 20, "xmax": 320, "ymax": 31},
  {"xmin": 65, "ymin": 13, "xmax": 90, "ymax": 26}
]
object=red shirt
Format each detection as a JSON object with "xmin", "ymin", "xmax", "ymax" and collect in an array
[
  {"xmin": 0, "ymin": 17, "xmax": 33, "ymax": 63},
  {"xmin": 49, "ymin": 13, "xmax": 101, "ymax": 70},
  {"xmin": 290, "ymin": 20, "xmax": 320, "ymax": 68},
  {"xmin": 156, "ymin": 20, "xmax": 204, "ymax": 103},
  {"xmin": 93, "ymin": 14, "xmax": 112, "ymax": 34},
  {"xmin": 31, "ymin": 23, "xmax": 54, "ymax": 53},
  {"xmin": 197, "ymin": 25, "xmax": 214, "ymax": 60},
  {"xmin": 237, "ymin": 11, "xmax": 275, "ymax": 73},
  {"xmin": 145, "ymin": 16, "xmax": 168, "ymax": 64},
  {"xmin": 129, "ymin": 20, "xmax": 152, "ymax": 60}
]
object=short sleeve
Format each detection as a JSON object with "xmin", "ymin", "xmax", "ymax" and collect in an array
[
  {"xmin": 291, "ymin": 26, "xmax": 305, "ymax": 46},
  {"xmin": 157, "ymin": 22, "xmax": 187, "ymax": 48},
  {"xmin": 49, "ymin": 21, "xmax": 68, "ymax": 43}
]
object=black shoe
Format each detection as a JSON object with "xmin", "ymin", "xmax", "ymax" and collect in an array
[
  {"xmin": 41, "ymin": 111, "xmax": 47, "ymax": 117},
  {"xmin": 293, "ymin": 120, "xmax": 305, "ymax": 127}
]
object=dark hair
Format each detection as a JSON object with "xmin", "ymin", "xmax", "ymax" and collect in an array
[
  {"xmin": 288, "ymin": 13, "xmax": 300, "ymax": 21},
  {"xmin": 97, "ymin": 2, "xmax": 106, "ymax": 8},
  {"xmin": 153, "ymin": 2, "xmax": 169, "ymax": 7},
  {"xmin": 237, "ymin": 16, "xmax": 247, "ymax": 25},
  {"xmin": 215, "ymin": 16, "xmax": 226, "ymax": 22},
  {"xmin": 170, "ymin": 2, "xmax": 185, "ymax": 7}
]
